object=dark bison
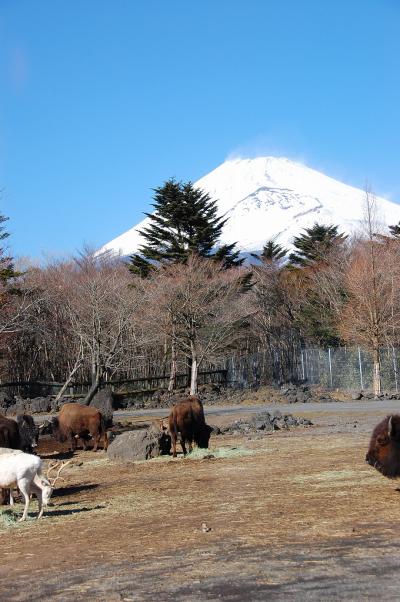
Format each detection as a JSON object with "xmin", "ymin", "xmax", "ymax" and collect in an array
[
  {"xmin": 0, "ymin": 414, "xmax": 39, "ymax": 453},
  {"xmin": 51, "ymin": 403, "xmax": 108, "ymax": 452},
  {"xmin": 0, "ymin": 415, "xmax": 20, "ymax": 450},
  {"xmin": 16, "ymin": 415, "xmax": 39, "ymax": 453},
  {"xmin": 0, "ymin": 414, "xmax": 40, "ymax": 505},
  {"xmin": 366, "ymin": 415, "xmax": 400, "ymax": 478},
  {"xmin": 168, "ymin": 396, "xmax": 212, "ymax": 458}
]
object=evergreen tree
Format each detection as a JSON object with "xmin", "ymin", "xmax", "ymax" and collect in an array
[
  {"xmin": 289, "ymin": 223, "xmax": 347, "ymax": 267},
  {"xmin": 0, "ymin": 212, "xmax": 17, "ymax": 283},
  {"xmin": 251, "ymin": 239, "xmax": 287, "ymax": 264},
  {"xmin": 129, "ymin": 179, "xmax": 243, "ymax": 275},
  {"xmin": 389, "ymin": 221, "xmax": 400, "ymax": 239}
]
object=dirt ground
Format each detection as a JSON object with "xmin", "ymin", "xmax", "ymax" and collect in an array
[{"xmin": 1, "ymin": 404, "xmax": 400, "ymax": 601}]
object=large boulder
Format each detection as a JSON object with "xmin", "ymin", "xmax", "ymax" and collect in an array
[
  {"xmin": 28, "ymin": 397, "xmax": 53, "ymax": 414},
  {"xmin": 107, "ymin": 424, "xmax": 171, "ymax": 462},
  {"xmin": 90, "ymin": 387, "xmax": 114, "ymax": 427},
  {"xmin": 5, "ymin": 397, "xmax": 27, "ymax": 416},
  {"xmin": 0, "ymin": 390, "xmax": 14, "ymax": 413}
]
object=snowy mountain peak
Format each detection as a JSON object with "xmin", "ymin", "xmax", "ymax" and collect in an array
[{"xmin": 99, "ymin": 157, "xmax": 400, "ymax": 256}]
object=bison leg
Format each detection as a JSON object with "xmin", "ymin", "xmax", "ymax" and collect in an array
[
  {"xmin": 181, "ymin": 438, "xmax": 187, "ymax": 456},
  {"xmin": 68, "ymin": 431, "xmax": 77, "ymax": 452},
  {"xmin": 171, "ymin": 431, "xmax": 178, "ymax": 458},
  {"xmin": 17, "ymin": 478, "xmax": 31, "ymax": 522},
  {"xmin": 92, "ymin": 434, "xmax": 100, "ymax": 452}
]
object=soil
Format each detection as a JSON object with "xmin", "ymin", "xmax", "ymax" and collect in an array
[{"xmin": 1, "ymin": 404, "xmax": 400, "ymax": 600}]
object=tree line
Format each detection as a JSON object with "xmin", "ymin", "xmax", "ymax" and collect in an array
[{"xmin": 1, "ymin": 180, "xmax": 400, "ymax": 398}]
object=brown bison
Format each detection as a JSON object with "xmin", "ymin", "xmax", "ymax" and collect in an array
[
  {"xmin": 0, "ymin": 415, "xmax": 20, "ymax": 450},
  {"xmin": 51, "ymin": 403, "xmax": 108, "ymax": 452},
  {"xmin": 168, "ymin": 396, "xmax": 212, "ymax": 458},
  {"xmin": 0, "ymin": 414, "xmax": 40, "ymax": 505},
  {"xmin": 0, "ymin": 414, "xmax": 40, "ymax": 453},
  {"xmin": 366, "ymin": 415, "xmax": 400, "ymax": 478}
]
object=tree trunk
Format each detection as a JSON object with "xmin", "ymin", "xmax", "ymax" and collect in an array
[
  {"xmin": 168, "ymin": 329, "xmax": 177, "ymax": 392},
  {"xmin": 82, "ymin": 374, "xmax": 101, "ymax": 405},
  {"xmin": 83, "ymin": 346, "xmax": 102, "ymax": 405},
  {"xmin": 190, "ymin": 340, "xmax": 198, "ymax": 396},
  {"xmin": 55, "ymin": 342, "xmax": 83, "ymax": 402},
  {"xmin": 372, "ymin": 346, "xmax": 381, "ymax": 397}
]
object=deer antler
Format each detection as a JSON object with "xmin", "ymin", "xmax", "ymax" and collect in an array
[
  {"xmin": 47, "ymin": 460, "xmax": 73, "ymax": 487},
  {"xmin": 46, "ymin": 460, "xmax": 59, "ymax": 480}
]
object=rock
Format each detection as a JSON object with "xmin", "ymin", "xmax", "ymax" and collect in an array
[
  {"xmin": 28, "ymin": 397, "xmax": 52, "ymax": 414},
  {"xmin": 0, "ymin": 390, "xmax": 14, "ymax": 412},
  {"xmin": 6, "ymin": 398, "xmax": 27, "ymax": 416},
  {"xmin": 209, "ymin": 424, "xmax": 221, "ymax": 435},
  {"xmin": 90, "ymin": 387, "xmax": 114, "ymax": 427},
  {"xmin": 107, "ymin": 424, "xmax": 171, "ymax": 462}
]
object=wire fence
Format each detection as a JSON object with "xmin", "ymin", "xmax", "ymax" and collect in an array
[
  {"xmin": 298, "ymin": 347, "xmax": 400, "ymax": 392},
  {"xmin": 2, "ymin": 346, "xmax": 398, "ymax": 397},
  {"xmin": 223, "ymin": 347, "xmax": 400, "ymax": 392}
]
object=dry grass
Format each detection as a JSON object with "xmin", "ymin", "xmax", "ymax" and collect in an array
[{"xmin": 0, "ymin": 407, "xmax": 399, "ymax": 599}]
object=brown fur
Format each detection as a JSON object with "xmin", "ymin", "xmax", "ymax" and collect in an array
[
  {"xmin": 366, "ymin": 415, "xmax": 400, "ymax": 478},
  {"xmin": 0, "ymin": 415, "xmax": 21, "ymax": 505},
  {"xmin": 168, "ymin": 396, "xmax": 212, "ymax": 458},
  {"xmin": 0, "ymin": 415, "xmax": 21, "ymax": 450},
  {"xmin": 52, "ymin": 403, "xmax": 108, "ymax": 452}
]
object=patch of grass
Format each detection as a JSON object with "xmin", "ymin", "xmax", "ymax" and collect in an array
[
  {"xmin": 131, "ymin": 445, "xmax": 254, "ymax": 465},
  {"xmin": 292, "ymin": 469, "xmax": 374, "ymax": 485},
  {"xmin": 0, "ymin": 509, "xmax": 20, "ymax": 530},
  {"xmin": 184, "ymin": 445, "xmax": 254, "ymax": 461}
]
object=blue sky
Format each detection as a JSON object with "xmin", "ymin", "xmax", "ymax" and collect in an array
[{"xmin": 0, "ymin": 0, "xmax": 399, "ymax": 258}]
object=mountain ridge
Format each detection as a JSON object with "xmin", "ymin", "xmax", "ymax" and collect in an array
[{"xmin": 99, "ymin": 157, "xmax": 400, "ymax": 256}]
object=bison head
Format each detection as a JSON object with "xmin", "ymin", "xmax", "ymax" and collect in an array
[
  {"xmin": 51, "ymin": 417, "xmax": 63, "ymax": 442},
  {"xmin": 195, "ymin": 424, "xmax": 212, "ymax": 450},
  {"xmin": 366, "ymin": 415, "xmax": 400, "ymax": 478},
  {"xmin": 16, "ymin": 415, "xmax": 39, "ymax": 454}
]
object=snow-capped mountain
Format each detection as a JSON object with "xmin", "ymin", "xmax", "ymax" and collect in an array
[{"xmin": 99, "ymin": 157, "xmax": 400, "ymax": 256}]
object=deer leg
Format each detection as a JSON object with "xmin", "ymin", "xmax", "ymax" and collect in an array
[
  {"xmin": 17, "ymin": 478, "xmax": 31, "ymax": 522},
  {"xmin": 31, "ymin": 482, "xmax": 44, "ymax": 519}
]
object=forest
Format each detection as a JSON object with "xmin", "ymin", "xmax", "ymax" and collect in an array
[{"xmin": 1, "ymin": 180, "xmax": 400, "ymax": 398}]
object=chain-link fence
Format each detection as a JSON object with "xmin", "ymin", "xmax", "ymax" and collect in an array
[
  {"xmin": 299, "ymin": 347, "xmax": 400, "ymax": 392},
  {"xmin": 223, "ymin": 347, "xmax": 400, "ymax": 392},
  {"xmin": 223, "ymin": 348, "xmax": 302, "ymax": 388}
]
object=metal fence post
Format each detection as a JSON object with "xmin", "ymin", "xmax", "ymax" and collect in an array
[
  {"xmin": 328, "ymin": 348, "xmax": 333, "ymax": 388},
  {"xmin": 358, "ymin": 347, "xmax": 364, "ymax": 390},
  {"xmin": 392, "ymin": 346, "xmax": 399, "ymax": 393}
]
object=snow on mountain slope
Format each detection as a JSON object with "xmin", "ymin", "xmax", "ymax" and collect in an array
[{"xmin": 99, "ymin": 157, "xmax": 400, "ymax": 255}]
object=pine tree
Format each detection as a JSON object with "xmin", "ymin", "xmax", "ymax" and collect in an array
[
  {"xmin": 389, "ymin": 221, "xmax": 400, "ymax": 239},
  {"xmin": 129, "ymin": 179, "xmax": 243, "ymax": 275},
  {"xmin": 289, "ymin": 223, "xmax": 347, "ymax": 267},
  {"xmin": 251, "ymin": 239, "xmax": 287, "ymax": 264},
  {"xmin": 0, "ymin": 212, "xmax": 17, "ymax": 283}
]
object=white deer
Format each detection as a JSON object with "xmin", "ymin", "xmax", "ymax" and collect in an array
[{"xmin": 0, "ymin": 449, "xmax": 52, "ymax": 521}]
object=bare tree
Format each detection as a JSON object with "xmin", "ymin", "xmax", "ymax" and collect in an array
[
  {"xmin": 139, "ymin": 255, "xmax": 251, "ymax": 394},
  {"xmin": 339, "ymin": 190, "xmax": 400, "ymax": 395}
]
